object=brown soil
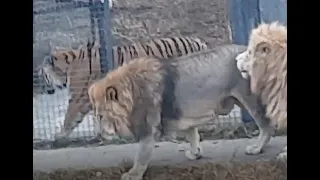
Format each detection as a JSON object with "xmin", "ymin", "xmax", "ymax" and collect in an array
[{"xmin": 33, "ymin": 160, "xmax": 287, "ymax": 180}]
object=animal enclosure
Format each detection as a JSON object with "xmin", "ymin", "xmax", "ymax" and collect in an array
[
  {"xmin": 33, "ymin": 0, "xmax": 287, "ymax": 180},
  {"xmin": 33, "ymin": 0, "xmax": 250, "ymax": 148}
]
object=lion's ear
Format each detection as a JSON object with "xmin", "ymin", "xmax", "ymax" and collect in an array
[
  {"xmin": 255, "ymin": 42, "xmax": 270, "ymax": 54},
  {"xmin": 105, "ymin": 86, "xmax": 118, "ymax": 101}
]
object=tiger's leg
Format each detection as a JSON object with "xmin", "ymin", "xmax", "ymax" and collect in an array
[
  {"xmin": 55, "ymin": 99, "xmax": 91, "ymax": 140},
  {"xmin": 184, "ymin": 127, "xmax": 202, "ymax": 160}
]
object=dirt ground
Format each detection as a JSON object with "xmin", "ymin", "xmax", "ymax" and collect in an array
[
  {"xmin": 33, "ymin": 160, "xmax": 287, "ymax": 180},
  {"xmin": 33, "ymin": 137, "xmax": 287, "ymax": 179}
]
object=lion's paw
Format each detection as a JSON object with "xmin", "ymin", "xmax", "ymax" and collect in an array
[
  {"xmin": 121, "ymin": 172, "xmax": 143, "ymax": 180},
  {"xmin": 245, "ymin": 144, "xmax": 263, "ymax": 155},
  {"xmin": 185, "ymin": 147, "xmax": 202, "ymax": 160},
  {"xmin": 276, "ymin": 151, "xmax": 287, "ymax": 161},
  {"xmin": 276, "ymin": 146, "xmax": 287, "ymax": 161}
]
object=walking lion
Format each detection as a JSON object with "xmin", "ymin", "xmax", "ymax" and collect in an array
[
  {"xmin": 88, "ymin": 45, "xmax": 273, "ymax": 180},
  {"xmin": 236, "ymin": 22, "xmax": 287, "ymax": 160}
]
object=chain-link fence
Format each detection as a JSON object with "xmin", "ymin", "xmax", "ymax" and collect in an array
[{"xmin": 33, "ymin": 0, "xmax": 259, "ymax": 149}]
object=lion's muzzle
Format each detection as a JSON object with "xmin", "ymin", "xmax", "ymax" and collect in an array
[
  {"xmin": 98, "ymin": 126, "xmax": 117, "ymax": 141},
  {"xmin": 235, "ymin": 51, "xmax": 250, "ymax": 79}
]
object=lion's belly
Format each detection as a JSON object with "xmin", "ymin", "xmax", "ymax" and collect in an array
[
  {"xmin": 164, "ymin": 94, "xmax": 235, "ymax": 131},
  {"xmin": 163, "ymin": 108, "xmax": 217, "ymax": 132},
  {"xmin": 178, "ymin": 112, "xmax": 217, "ymax": 131}
]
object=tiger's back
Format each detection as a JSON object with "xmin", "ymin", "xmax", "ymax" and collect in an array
[{"xmin": 113, "ymin": 37, "xmax": 208, "ymax": 68}]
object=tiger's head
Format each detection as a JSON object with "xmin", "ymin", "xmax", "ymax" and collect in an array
[
  {"xmin": 47, "ymin": 46, "xmax": 79, "ymax": 74},
  {"xmin": 48, "ymin": 41, "xmax": 100, "ymax": 72},
  {"xmin": 39, "ymin": 42, "xmax": 91, "ymax": 94}
]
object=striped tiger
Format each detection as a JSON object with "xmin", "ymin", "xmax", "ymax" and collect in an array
[{"xmin": 42, "ymin": 36, "xmax": 209, "ymax": 140}]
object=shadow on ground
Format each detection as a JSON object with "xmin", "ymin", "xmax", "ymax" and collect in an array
[{"xmin": 33, "ymin": 160, "xmax": 287, "ymax": 180}]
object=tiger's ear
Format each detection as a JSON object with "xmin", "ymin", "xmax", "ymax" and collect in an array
[
  {"xmin": 105, "ymin": 86, "xmax": 118, "ymax": 101},
  {"xmin": 49, "ymin": 41, "xmax": 58, "ymax": 53},
  {"xmin": 255, "ymin": 42, "xmax": 270, "ymax": 54}
]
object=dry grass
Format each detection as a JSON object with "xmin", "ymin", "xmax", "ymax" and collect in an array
[{"xmin": 33, "ymin": 160, "xmax": 287, "ymax": 180}]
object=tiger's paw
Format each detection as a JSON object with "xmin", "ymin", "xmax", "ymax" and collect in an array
[{"xmin": 54, "ymin": 132, "xmax": 67, "ymax": 140}]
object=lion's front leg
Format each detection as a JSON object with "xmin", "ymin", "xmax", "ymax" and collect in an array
[
  {"xmin": 184, "ymin": 127, "xmax": 202, "ymax": 160},
  {"xmin": 234, "ymin": 91, "xmax": 273, "ymax": 155},
  {"xmin": 121, "ymin": 135, "xmax": 155, "ymax": 180}
]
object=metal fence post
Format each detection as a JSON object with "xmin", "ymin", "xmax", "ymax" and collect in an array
[
  {"xmin": 229, "ymin": 0, "xmax": 260, "ymax": 46},
  {"xmin": 96, "ymin": 0, "xmax": 114, "ymax": 73},
  {"xmin": 33, "ymin": 13, "xmax": 35, "ymax": 44},
  {"xmin": 259, "ymin": 0, "xmax": 287, "ymax": 24},
  {"xmin": 89, "ymin": 0, "xmax": 97, "ymax": 42},
  {"xmin": 229, "ymin": 0, "xmax": 286, "ymax": 123}
]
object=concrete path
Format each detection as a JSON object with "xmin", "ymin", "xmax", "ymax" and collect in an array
[{"xmin": 33, "ymin": 136, "xmax": 287, "ymax": 172}]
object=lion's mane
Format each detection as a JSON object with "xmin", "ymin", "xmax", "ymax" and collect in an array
[
  {"xmin": 248, "ymin": 22, "xmax": 287, "ymax": 130},
  {"xmin": 88, "ymin": 57, "xmax": 177, "ymax": 139}
]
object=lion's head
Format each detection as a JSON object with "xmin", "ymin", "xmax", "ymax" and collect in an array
[
  {"xmin": 88, "ymin": 57, "xmax": 166, "ymax": 140},
  {"xmin": 236, "ymin": 22, "xmax": 287, "ymax": 81},
  {"xmin": 236, "ymin": 22, "xmax": 287, "ymax": 129}
]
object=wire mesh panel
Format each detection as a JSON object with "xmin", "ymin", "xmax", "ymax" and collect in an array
[
  {"xmin": 33, "ymin": 0, "xmax": 253, "ymax": 149},
  {"xmin": 33, "ymin": 0, "xmax": 112, "ymax": 143}
]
